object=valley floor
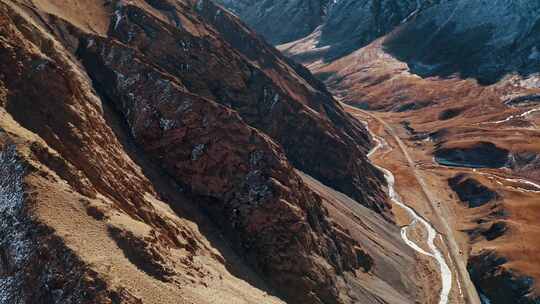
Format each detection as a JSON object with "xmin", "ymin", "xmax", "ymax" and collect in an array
[
  {"xmin": 346, "ymin": 105, "xmax": 481, "ymax": 304},
  {"xmin": 303, "ymin": 39, "xmax": 540, "ymax": 303}
]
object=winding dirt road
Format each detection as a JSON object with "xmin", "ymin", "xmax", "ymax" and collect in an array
[{"xmin": 345, "ymin": 104, "xmax": 482, "ymax": 304}]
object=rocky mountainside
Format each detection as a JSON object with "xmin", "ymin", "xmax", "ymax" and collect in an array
[
  {"xmin": 217, "ymin": 0, "xmax": 431, "ymax": 62},
  {"xmin": 219, "ymin": 0, "xmax": 540, "ymax": 303},
  {"xmin": 220, "ymin": 0, "xmax": 540, "ymax": 84},
  {"xmin": 383, "ymin": 0, "xmax": 540, "ymax": 84},
  {"xmin": 216, "ymin": 0, "xmax": 332, "ymax": 45},
  {"xmin": 0, "ymin": 0, "xmax": 419, "ymax": 303},
  {"xmin": 318, "ymin": 38, "xmax": 540, "ymax": 304}
]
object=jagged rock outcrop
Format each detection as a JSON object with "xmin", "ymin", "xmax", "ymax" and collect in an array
[
  {"xmin": 77, "ymin": 33, "xmax": 364, "ymax": 303},
  {"xmin": 95, "ymin": 0, "xmax": 389, "ymax": 216},
  {"xmin": 448, "ymin": 174, "xmax": 499, "ymax": 208}
]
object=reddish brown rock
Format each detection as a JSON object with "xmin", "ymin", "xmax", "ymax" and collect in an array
[
  {"xmin": 102, "ymin": 0, "xmax": 390, "ymax": 217},
  {"xmin": 77, "ymin": 35, "xmax": 366, "ymax": 303},
  {"xmin": 0, "ymin": 1, "xmax": 394, "ymax": 303}
]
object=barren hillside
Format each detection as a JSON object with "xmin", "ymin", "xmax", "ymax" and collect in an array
[{"xmin": 0, "ymin": 0, "xmax": 419, "ymax": 303}]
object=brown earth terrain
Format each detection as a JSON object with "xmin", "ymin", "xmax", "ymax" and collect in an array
[
  {"xmin": 5, "ymin": 0, "xmax": 537, "ymax": 302},
  {"xmin": 0, "ymin": 0, "xmax": 423, "ymax": 303},
  {"xmin": 206, "ymin": 1, "xmax": 540, "ymax": 302},
  {"xmin": 303, "ymin": 38, "xmax": 540, "ymax": 303}
]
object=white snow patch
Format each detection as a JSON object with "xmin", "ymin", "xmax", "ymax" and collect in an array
[
  {"xmin": 191, "ymin": 144, "xmax": 206, "ymax": 161},
  {"xmin": 0, "ymin": 145, "xmax": 30, "ymax": 303},
  {"xmin": 160, "ymin": 118, "xmax": 176, "ymax": 131},
  {"xmin": 113, "ymin": 10, "xmax": 123, "ymax": 30},
  {"xmin": 270, "ymin": 93, "xmax": 280, "ymax": 110},
  {"xmin": 529, "ymin": 46, "xmax": 540, "ymax": 60},
  {"xmin": 196, "ymin": 0, "xmax": 205, "ymax": 12}
]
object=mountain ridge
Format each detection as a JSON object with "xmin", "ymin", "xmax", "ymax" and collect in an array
[{"xmin": 0, "ymin": 0, "xmax": 417, "ymax": 303}]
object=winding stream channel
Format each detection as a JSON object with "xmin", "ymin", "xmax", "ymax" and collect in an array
[{"xmin": 364, "ymin": 122, "xmax": 453, "ymax": 304}]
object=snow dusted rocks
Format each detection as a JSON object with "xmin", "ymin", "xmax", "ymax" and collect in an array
[
  {"xmin": 0, "ymin": 145, "xmax": 28, "ymax": 302},
  {"xmin": 0, "ymin": 141, "xmax": 126, "ymax": 304},
  {"xmin": 222, "ymin": 0, "xmax": 540, "ymax": 84},
  {"xmin": 217, "ymin": 0, "xmax": 426, "ymax": 60},
  {"xmin": 384, "ymin": 0, "xmax": 540, "ymax": 83}
]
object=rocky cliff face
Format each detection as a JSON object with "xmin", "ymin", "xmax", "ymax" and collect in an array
[
  {"xmin": 216, "ymin": 0, "xmax": 331, "ymax": 45},
  {"xmin": 384, "ymin": 0, "xmax": 540, "ymax": 84},
  {"xmin": 217, "ymin": 0, "xmax": 429, "ymax": 62},
  {"xmin": 221, "ymin": 0, "xmax": 540, "ymax": 84},
  {"xmin": 192, "ymin": 0, "xmax": 390, "ymax": 216},
  {"xmin": 82, "ymin": 0, "xmax": 390, "ymax": 218},
  {"xmin": 0, "ymin": 0, "xmax": 407, "ymax": 303}
]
